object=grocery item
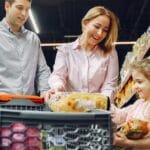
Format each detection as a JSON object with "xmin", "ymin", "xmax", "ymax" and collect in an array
[
  {"xmin": 0, "ymin": 122, "xmax": 43, "ymax": 149},
  {"xmin": 48, "ymin": 92, "xmax": 109, "ymax": 112},
  {"xmin": 0, "ymin": 137, "xmax": 11, "ymax": 147},
  {"xmin": 11, "ymin": 122, "xmax": 27, "ymax": 132},
  {"xmin": 12, "ymin": 142, "xmax": 25, "ymax": 150},
  {"xmin": 119, "ymin": 119, "xmax": 149, "ymax": 139},
  {"xmin": 0, "ymin": 127, "xmax": 12, "ymax": 137},
  {"xmin": 26, "ymin": 128, "xmax": 40, "ymax": 137}
]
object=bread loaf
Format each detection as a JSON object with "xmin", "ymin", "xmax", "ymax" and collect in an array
[{"xmin": 49, "ymin": 92, "xmax": 109, "ymax": 112}]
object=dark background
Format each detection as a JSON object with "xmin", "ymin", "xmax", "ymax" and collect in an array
[{"xmin": 0, "ymin": 0, "xmax": 149, "ymax": 70}]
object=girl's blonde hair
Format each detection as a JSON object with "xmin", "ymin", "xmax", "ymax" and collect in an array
[
  {"xmin": 130, "ymin": 58, "xmax": 150, "ymax": 81},
  {"xmin": 81, "ymin": 6, "xmax": 119, "ymax": 53}
]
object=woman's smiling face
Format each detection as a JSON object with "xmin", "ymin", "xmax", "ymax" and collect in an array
[{"xmin": 83, "ymin": 15, "xmax": 110, "ymax": 48}]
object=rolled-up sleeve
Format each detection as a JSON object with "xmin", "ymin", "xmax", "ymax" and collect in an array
[{"xmin": 48, "ymin": 46, "xmax": 68, "ymax": 90}]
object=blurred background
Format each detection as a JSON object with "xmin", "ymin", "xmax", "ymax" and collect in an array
[{"xmin": 0, "ymin": 0, "xmax": 149, "ymax": 70}]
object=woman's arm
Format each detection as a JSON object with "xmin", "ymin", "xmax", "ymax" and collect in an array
[
  {"xmin": 100, "ymin": 49, "xmax": 119, "ymax": 103},
  {"xmin": 48, "ymin": 46, "xmax": 68, "ymax": 92}
]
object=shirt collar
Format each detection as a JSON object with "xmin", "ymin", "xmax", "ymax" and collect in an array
[
  {"xmin": 72, "ymin": 38, "xmax": 82, "ymax": 50},
  {"xmin": 72, "ymin": 37, "xmax": 99, "ymax": 52},
  {"xmin": 2, "ymin": 18, "xmax": 26, "ymax": 35}
]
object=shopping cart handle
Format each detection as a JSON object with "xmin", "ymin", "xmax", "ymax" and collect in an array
[{"xmin": 0, "ymin": 94, "xmax": 44, "ymax": 104}]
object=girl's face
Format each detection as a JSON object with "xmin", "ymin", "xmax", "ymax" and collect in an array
[
  {"xmin": 132, "ymin": 70, "xmax": 150, "ymax": 101},
  {"xmin": 83, "ymin": 15, "xmax": 110, "ymax": 48}
]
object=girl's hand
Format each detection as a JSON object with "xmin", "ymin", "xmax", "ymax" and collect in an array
[
  {"xmin": 113, "ymin": 132, "xmax": 129, "ymax": 148},
  {"xmin": 110, "ymin": 104, "xmax": 118, "ymax": 119}
]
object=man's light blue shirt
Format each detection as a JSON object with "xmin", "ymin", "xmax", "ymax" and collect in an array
[{"xmin": 0, "ymin": 18, "xmax": 50, "ymax": 95}]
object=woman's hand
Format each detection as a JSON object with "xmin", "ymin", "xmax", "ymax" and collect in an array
[
  {"xmin": 44, "ymin": 86, "xmax": 65, "ymax": 104},
  {"xmin": 40, "ymin": 90, "xmax": 51, "ymax": 104},
  {"xmin": 50, "ymin": 86, "xmax": 65, "ymax": 94}
]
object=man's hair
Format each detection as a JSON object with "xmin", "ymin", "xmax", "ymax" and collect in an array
[{"xmin": 5, "ymin": 0, "xmax": 32, "ymax": 5}]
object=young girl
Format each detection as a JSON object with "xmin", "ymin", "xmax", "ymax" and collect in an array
[{"xmin": 111, "ymin": 58, "xmax": 150, "ymax": 150}]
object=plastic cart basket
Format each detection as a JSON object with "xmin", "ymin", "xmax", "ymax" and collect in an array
[
  {"xmin": 0, "ymin": 99, "xmax": 47, "ymax": 111},
  {"xmin": 0, "ymin": 109, "xmax": 112, "ymax": 150}
]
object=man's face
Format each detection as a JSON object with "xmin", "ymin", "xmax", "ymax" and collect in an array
[{"xmin": 5, "ymin": 0, "xmax": 31, "ymax": 31}]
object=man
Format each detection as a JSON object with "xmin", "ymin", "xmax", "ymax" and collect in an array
[{"xmin": 0, "ymin": 0, "xmax": 51, "ymax": 101}]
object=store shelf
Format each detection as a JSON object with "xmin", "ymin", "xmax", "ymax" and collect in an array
[
  {"xmin": 115, "ymin": 32, "xmax": 150, "ymax": 107},
  {"xmin": 117, "ymin": 91, "xmax": 136, "ymax": 108}
]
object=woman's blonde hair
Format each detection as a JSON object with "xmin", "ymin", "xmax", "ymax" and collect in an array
[
  {"xmin": 130, "ymin": 58, "xmax": 150, "ymax": 81},
  {"xmin": 81, "ymin": 6, "xmax": 119, "ymax": 53}
]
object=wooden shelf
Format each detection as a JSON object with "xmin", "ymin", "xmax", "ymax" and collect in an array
[
  {"xmin": 115, "ymin": 36, "xmax": 150, "ymax": 107},
  {"xmin": 117, "ymin": 91, "xmax": 136, "ymax": 108}
]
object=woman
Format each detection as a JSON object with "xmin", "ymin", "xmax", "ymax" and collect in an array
[
  {"xmin": 48, "ymin": 6, "xmax": 119, "ymax": 103},
  {"xmin": 112, "ymin": 58, "xmax": 150, "ymax": 149}
]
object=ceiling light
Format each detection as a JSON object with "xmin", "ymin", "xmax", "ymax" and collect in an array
[{"xmin": 29, "ymin": 9, "xmax": 40, "ymax": 34}]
